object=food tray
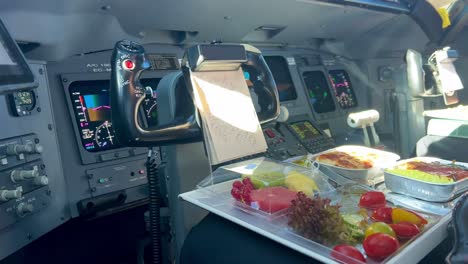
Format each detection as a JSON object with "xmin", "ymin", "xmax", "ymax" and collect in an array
[
  {"xmin": 181, "ymin": 169, "xmax": 449, "ymax": 264},
  {"xmin": 274, "ymin": 184, "xmax": 441, "ymax": 264},
  {"xmin": 287, "ymin": 145, "xmax": 400, "ymax": 186},
  {"xmin": 196, "ymin": 157, "xmax": 336, "ymax": 219},
  {"xmin": 384, "ymin": 157, "xmax": 468, "ymax": 202}
]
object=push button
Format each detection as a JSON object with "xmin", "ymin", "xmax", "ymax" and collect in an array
[
  {"xmin": 122, "ymin": 59, "xmax": 135, "ymax": 70},
  {"xmin": 265, "ymin": 129, "xmax": 276, "ymax": 138}
]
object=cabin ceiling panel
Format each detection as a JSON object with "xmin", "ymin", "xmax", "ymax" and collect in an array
[{"xmin": 0, "ymin": 0, "xmax": 414, "ymax": 60}]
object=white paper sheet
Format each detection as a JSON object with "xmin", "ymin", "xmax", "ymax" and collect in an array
[
  {"xmin": 435, "ymin": 51, "xmax": 463, "ymax": 92},
  {"xmin": 190, "ymin": 68, "xmax": 267, "ymax": 165}
]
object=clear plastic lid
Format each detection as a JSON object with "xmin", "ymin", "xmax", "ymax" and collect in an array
[{"xmin": 197, "ymin": 157, "xmax": 335, "ymax": 217}]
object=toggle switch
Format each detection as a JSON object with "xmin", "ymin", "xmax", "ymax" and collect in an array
[
  {"xmin": 0, "ymin": 186, "xmax": 22, "ymax": 201},
  {"xmin": 6, "ymin": 143, "xmax": 43, "ymax": 156},
  {"xmin": 16, "ymin": 202, "xmax": 34, "ymax": 216},
  {"xmin": 33, "ymin": 176, "xmax": 49, "ymax": 186},
  {"xmin": 10, "ymin": 166, "xmax": 40, "ymax": 182}
]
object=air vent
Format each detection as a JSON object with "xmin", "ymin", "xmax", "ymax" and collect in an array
[
  {"xmin": 16, "ymin": 41, "xmax": 40, "ymax": 54},
  {"xmin": 242, "ymin": 25, "xmax": 286, "ymax": 42},
  {"xmin": 307, "ymin": 55, "xmax": 321, "ymax": 66},
  {"xmin": 295, "ymin": 57, "xmax": 309, "ymax": 67}
]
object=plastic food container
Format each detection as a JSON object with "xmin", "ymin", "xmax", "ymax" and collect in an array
[
  {"xmin": 288, "ymin": 145, "xmax": 400, "ymax": 186},
  {"xmin": 196, "ymin": 157, "xmax": 335, "ymax": 218},
  {"xmin": 384, "ymin": 157, "xmax": 468, "ymax": 202}
]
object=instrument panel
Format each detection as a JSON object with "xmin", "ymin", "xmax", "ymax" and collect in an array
[
  {"xmin": 302, "ymin": 71, "xmax": 336, "ymax": 114},
  {"xmin": 264, "ymin": 56, "xmax": 297, "ymax": 102},
  {"xmin": 68, "ymin": 79, "xmax": 159, "ymax": 152},
  {"xmin": 328, "ymin": 70, "xmax": 358, "ymax": 109}
]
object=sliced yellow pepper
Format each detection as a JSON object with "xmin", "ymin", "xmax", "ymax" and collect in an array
[{"xmin": 391, "ymin": 208, "xmax": 428, "ymax": 227}]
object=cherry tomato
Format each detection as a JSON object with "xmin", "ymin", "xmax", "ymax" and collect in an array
[
  {"xmin": 365, "ymin": 222, "xmax": 396, "ymax": 238},
  {"xmin": 359, "ymin": 191, "xmax": 386, "ymax": 209},
  {"xmin": 363, "ymin": 233, "xmax": 399, "ymax": 259},
  {"xmin": 371, "ymin": 207, "xmax": 393, "ymax": 223},
  {"xmin": 390, "ymin": 222, "xmax": 420, "ymax": 239},
  {"xmin": 391, "ymin": 208, "xmax": 428, "ymax": 226},
  {"xmin": 331, "ymin": 244, "xmax": 366, "ymax": 264}
]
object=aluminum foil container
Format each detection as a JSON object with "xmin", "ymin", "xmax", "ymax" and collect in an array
[
  {"xmin": 384, "ymin": 157, "xmax": 468, "ymax": 202},
  {"xmin": 311, "ymin": 145, "xmax": 400, "ymax": 186}
]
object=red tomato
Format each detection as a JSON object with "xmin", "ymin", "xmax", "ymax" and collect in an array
[
  {"xmin": 390, "ymin": 222, "xmax": 421, "ymax": 239},
  {"xmin": 359, "ymin": 191, "xmax": 386, "ymax": 209},
  {"xmin": 371, "ymin": 207, "xmax": 393, "ymax": 223},
  {"xmin": 331, "ymin": 244, "xmax": 366, "ymax": 264},
  {"xmin": 363, "ymin": 233, "xmax": 399, "ymax": 259}
]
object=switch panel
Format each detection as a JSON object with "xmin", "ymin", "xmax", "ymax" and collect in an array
[
  {"xmin": 0, "ymin": 159, "xmax": 49, "ymax": 196},
  {"xmin": 0, "ymin": 135, "xmax": 52, "ymax": 230},
  {"xmin": 87, "ymin": 159, "xmax": 148, "ymax": 197},
  {"xmin": 0, "ymin": 63, "xmax": 69, "ymax": 261},
  {"xmin": 0, "ymin": 134, "xmax": 43, "ymax": 171},
  {"xmin": 0, "ymin": 188, "xmax": 51, "ymax": 230}
]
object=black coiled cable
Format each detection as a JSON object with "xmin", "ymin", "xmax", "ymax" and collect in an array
[{"xmin": 146, "ymin": 147, "xmax": 161, "ymax": 264}]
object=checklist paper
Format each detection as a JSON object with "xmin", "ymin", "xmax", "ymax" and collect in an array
[
  {"xmin": 435, "ymin": 51, "xmax": 464, "ymax": 92},
  {"xmin": 190, "ymin": 68, "xmax": 267, "ymax": 165}
]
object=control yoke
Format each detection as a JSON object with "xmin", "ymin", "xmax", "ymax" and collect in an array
[
  {"xmin": 110, "ymin": 40, "xmax": 280, "ymax": 147},
  {"xmin": 181, "ymin": 43, "xmax": 280, "ymax": 124},
  {"xmin": 110, "ymin": 40, "xmax": 200, "ymax": 147}
]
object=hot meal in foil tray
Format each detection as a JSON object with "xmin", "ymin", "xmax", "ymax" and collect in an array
[
  {"xmin": 315, "ymin": 151, "xmax": 378, "ymax": 169},
  {"xmin": 387, "ymin": 160, "xmax": 468, "ymax": 183}
]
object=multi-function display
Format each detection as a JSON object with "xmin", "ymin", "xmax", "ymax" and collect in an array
[
  {"xmin": 302, "ymin": 71, "xmax": 336, "ymax": 114},
  {"xmin": 0, "ymin": 19, "xmax": 36, "ymax": 93},
  {"xmin": 264, "ymin": 56, "xmax": 297, "ymax": 102},
  {"xmin": 69, "ymin": 79, "xmax": 160, "ymax": 152},
  {"xmin": 290, "ymin": 121, "xmax": 322, "ymax": 140},
  {"xmin": 328, "ymin": 70, "xmax": 358, "ymax": 109}
]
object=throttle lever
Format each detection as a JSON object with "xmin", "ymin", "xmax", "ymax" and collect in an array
[{"xmin": 110, "ymin": 40, "xmax": 200, "ymax": 147}]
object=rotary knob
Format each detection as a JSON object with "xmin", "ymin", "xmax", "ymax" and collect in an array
[
  {"xmin": 0, "ymin": 187, "xmax": 23, "ymax": 201},
  {"xmin": 16, "ymin": 202, "xmax": 34, "ymax": 217},
  {"xmin": 6, "ymin": 143, "xmax": 43, "ymax": 156},
  {"xmin": 33, "ymin": 176, "xmax": 49, "ymax": 186},
  {"xmin": 10, "ymin": 167, "xmax": 39, "ymax": 182}
]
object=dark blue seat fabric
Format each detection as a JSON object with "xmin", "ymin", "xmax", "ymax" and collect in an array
[{"xmin": 417, "ymin": 135, "xmax": 468, "ymax": 163}]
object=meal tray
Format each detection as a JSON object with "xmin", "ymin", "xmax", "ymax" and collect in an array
[
  {"xmin": 384, "ymin": 157, "xmax": 468, "ymax": 202},
  {"xmin": 286, "ymin": 145, "xmax": 400, "ymax": 186},
  {"xmin": 180, "ymin": 180, "xmax": 452, "ymax": 264}
]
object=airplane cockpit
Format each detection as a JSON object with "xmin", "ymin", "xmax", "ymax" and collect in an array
[{"xmin": 0, "ymin": 0, "xmax": 467, "ymax": 263}]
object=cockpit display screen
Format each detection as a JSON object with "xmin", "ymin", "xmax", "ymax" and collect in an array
[
  {"xmin": 302, "ymin": 71, "xmax": 336, "ymax": 114},
  {"xmin": 264, "ymin": 56, "xmax": 297, "ymax": 102},
  {"xmin": 69, "ymin": 79, "xmax": 160, "ymax": 152},
  {"xmin": 0, "ymin": 19, "xmax": 36, "ymax": 93},
  {"xmin": 328, "ymin": 70, "xmax": 358, "ymax": 109},
  {"xmin": 242, "ymin": 65, "xmax": 274, "ymax": 114},
  {"xmin": 290, "ymin": 121, "xmax": 322, "ymax": 140}
]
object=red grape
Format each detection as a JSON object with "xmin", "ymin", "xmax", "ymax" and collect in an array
[
  {"xmin": 241, "ymin": 187, "xmax": 252, "ymax": 204},
  {"xmin": 242, "ymin": 178, "xmax": 254, "ymax": 188},
  {"xmin": 231, "ymin": 188, "xmax": 242, "ymax": 200},
  {"xmin": 232, "ymin": 181, "xmax": 243, "ymax": 190}
]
